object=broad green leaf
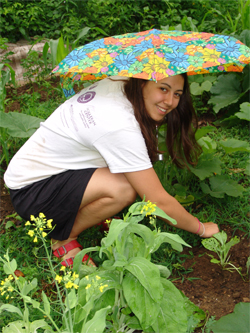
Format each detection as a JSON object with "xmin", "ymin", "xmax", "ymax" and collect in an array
[
  {"xmin": 116, "ymin": 223, "xmax": 154, "ymax": 257},
  {"xmin": 218, "ymin": 138, "xmax": 250, "ymax": 153},
  {"xmin": 151, "ymin": 232, "xmax": 191, "ymax": 253},
  {"xmin": 42, "ymin": 291, "xmax": 50, "ymax": 315},
  {"xmin": 213, "ymin": 231, "xmax": 227, "ymax": 246},
  {"xmin": 125, "ymin": 257, "xmax": 163, "ymax": 303},
  {"xmin": 173, "ymin": 183, "xmax": 187, "ymax": 196},
  {"xmin": 209, "ymin": 175, "xmax": 244, "ymax": 197},
  {"xmin": 154, "ymin": 206, "xmax": 177, "ymax": 224},
  {"xmin": 208, "ymin": 74, "xmax": 242, "ymax": 113},
  {"xmin": 201, "ymin": 237, "xmax": 220, "ymax": 253},
  {"xmin": 0, "ymin": 111, "xmax": 43, "ymax": 138},
  {"xmin": 189, "ymin": 154, "xmax": 221, "ymax": 180},
  {"xmin": 235, "ymin": 102, "xmax": 250, "ymax": 121},
  {"xmin": 20, "ymin": 278, "xmax": 37, "ymax": 296},
  {"xmin": 0, "ymin": 304, "xmax": 23, "ymax": 318},
  {"xmin": 3, "ymin": 258, "xmax": 17, "ymax": 274},
  {"xmin": 245, "ymin": 159, "xmax": 250, "ymax": 176},
  {"xmin": 49, "ymin": 39, "xmax": 59, "ymax": 68},
  {"xmin": 210, "ymin": 302, "xmax": 250, "ymax": 333},
  {"xmin": 151, "ymin": 279, "xmax": 188, "ymax": 333},
  {"xmin": 211, "ymin": 258, "xmax": 220, "ymax": 264},
  {"xmin": 183, "ymin": 294, "xmax": 206, "ymax": 331},
  {"xmin": 81, "ymin": 306, "xmax": 111, "ymax": 333},
  {"xmin": 5, "ymin": 220, "xmax": 16, "ymax": 229},
  {"xmin": 73, "ymin": 246, "xmax": 99, "ymax": 271},
  {"xmin": 2, "ymin": 321, "xmax": 27, "ymax": 333},
  {"xmin": 175, "ymin": 194, "xmax": 194, "ymax": 206},
  {"xmin": 123, "ymin": 271, "xmax": 160, "ymax": 329},
  {"xmin": 198, "ymin": 136, "xmax": 217, "ymax": 153},
  {"xmin": 65, "ymin": 288, "xmax": 77, "ymax": 310},
  {"xmin": 200, "ymin": 182, "xmax": 224, "ymax": 198},
  {"xmin": 195, "ymin": 126, "xmax": 217, "ymax": 141},
  {"xmin": 2, "ymin": 319, "xmax": 52, "ymax": 333},
  {"xmin": 156, "ymin": 264, "xmax": 171, "ymax": 278},
  {"xmin": 190, "ymin": 80, "xmax": 212, "ymax": 95}
]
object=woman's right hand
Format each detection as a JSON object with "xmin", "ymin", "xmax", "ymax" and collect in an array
[{"xmin": 200, "ymin": 222, "xmax": 220, "ymax": 238}]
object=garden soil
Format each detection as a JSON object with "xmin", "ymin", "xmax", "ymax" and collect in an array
[{"xmin": 1, "ymin": 80, "xmax": 249, "ymax": 329}]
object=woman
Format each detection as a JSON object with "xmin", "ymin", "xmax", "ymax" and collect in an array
[{"xmin": 4, "ymin": 74, "xmax": 219, "ymax": 266}]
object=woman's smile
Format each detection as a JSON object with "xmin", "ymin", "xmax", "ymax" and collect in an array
[{"xmin": 142, "ymin": 75, "xmax": 184, "ymax": 122}]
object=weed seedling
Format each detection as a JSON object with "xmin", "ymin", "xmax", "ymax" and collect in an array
[{"xmin": 201, "ymin": 231, "xmax": 242, "ymax": 276}]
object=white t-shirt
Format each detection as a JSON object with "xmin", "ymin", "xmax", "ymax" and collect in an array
[{"xmin": 4, "ymin": 77, "xmax": 152, "ymax": 189}]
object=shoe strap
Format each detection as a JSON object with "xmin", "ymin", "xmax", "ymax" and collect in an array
[
  {"xmin": 61, "ymin": 254, "xmax": 91, "ymax": 267},
  {"xmin": 53, "ymin": 240, "xmax": 83, "ymax": 258}
]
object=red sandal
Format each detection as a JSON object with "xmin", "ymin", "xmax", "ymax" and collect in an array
[{"xmin": 53, "ymin": 240, "xmax": 95, "ymax": 267}]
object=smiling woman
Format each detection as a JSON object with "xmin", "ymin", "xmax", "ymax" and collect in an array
[{"xmin": 4, "ymin": 75, "xmax": 219, "ymax": 267}]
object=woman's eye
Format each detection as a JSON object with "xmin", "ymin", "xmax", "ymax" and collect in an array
[{"xmin": 160, "ymin": 87, "xmax": 167, "ymax": 92}]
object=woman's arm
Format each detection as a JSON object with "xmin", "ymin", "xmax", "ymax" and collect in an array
[{"xmin": 124, "ymin": 168, "xmax": 219, "ymax": 237}]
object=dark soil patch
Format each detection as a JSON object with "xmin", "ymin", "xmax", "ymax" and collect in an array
[{"xmin": 1, "ymin": 79, "xmax": 249, "ymax": 327}]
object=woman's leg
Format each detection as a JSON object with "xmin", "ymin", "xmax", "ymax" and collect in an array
[{"xmin": 52, "ymin": 168, "xmax": 137, "ymax": 261}]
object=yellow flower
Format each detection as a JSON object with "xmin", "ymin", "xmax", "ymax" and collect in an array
[
  {"xmin": 85, "ymin": 284, "xmax": 91, "ymax": 290},
  {"xmin": 33, "ymin": 236, "xmax": 38, "ymax": 243},
  {"xmin": 55, "ymin": 275, "xmax": 62, "ymax": 283},
  {"xmin": 95, "ymin": 275, "xmax": 101, "ymax": 280},
  {"xmin": 39, "ymin": 213, "xmax": 45, "ymax": 218},
  {"xmin": 42, "ymin": 232, "xmax": 47, "ymax": 238},
  {"xmin": 47, "ymin": 219, "xmax": 53, "ymax": 229},
  {"xmin": 28, "ymin": 230, "xmax": 34, "ymax": 237},
  {"xmin": 65, "ymin": 281, "xmax": 74, "ymax": 289},
  {"xmin": 72, "ymin": 272, "xmax": 79, "ymax": 280},
  {"xmin": 30, "ymin": 215, "xmax": 35, "ymax": 221},
  {"xmin": 6, "ymin": 295, "xmax": 9, "ymax": 300},
  {"xmin": 85, "ymin": 275, "xmax": 89, "ymax": 280},
  {"xmin": 99, "ymin": 284, "xmax": 108, "ymax": 293},
  {"xmin": 73, "ymin": 283, "xmax": 79, "ymax": 289},
  {"xmin": 7, "ymin": 286, "xmax": 13, "ymax": 292},
  {"xmin": 60, "ymin": 266, "xmax": 66, "ymax": 271},
  {"xmin": 25, "ymin": 221, "xmax": 31, "ymax": 226}
]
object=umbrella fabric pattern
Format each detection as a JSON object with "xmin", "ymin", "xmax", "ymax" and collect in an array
[{"xmin": 52, "ymin": 29, "xmax": 250, "ymax": 97}]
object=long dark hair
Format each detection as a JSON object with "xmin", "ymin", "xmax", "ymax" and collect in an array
[{"xmin": 123, "ymin": 74, "xmax": 201, "ymax": 167}]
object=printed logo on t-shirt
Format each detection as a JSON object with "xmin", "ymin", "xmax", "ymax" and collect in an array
[{"xmin": 77, "ymin": 91, "xmax": 96, "ymax": 104}]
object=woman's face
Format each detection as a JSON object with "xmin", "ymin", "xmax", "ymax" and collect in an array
[{"xmin": 142, "ymin": 75, "xmax": 184, "ymax": 122}]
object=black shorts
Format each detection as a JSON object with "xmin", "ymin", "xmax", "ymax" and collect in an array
[{"xmin": 9, "ymin": 168, "xmax": 97, "ymax": 240}]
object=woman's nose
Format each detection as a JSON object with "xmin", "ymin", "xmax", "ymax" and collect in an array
[{"xmin": 163, "ymin": 93, "xmax": 173, "ymax": 107}]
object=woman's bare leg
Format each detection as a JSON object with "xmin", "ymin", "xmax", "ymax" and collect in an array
[{"xmin": 52, "ymin": 168, "xmax": 137, "ymax": 262}]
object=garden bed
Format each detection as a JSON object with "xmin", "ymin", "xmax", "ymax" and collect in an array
[
  {"xmin": 1, "ymin": 176, "xmax": 249, "ymax": 327},
  {"xmin": 1, "ymin": 79, "xmax": 249, "ymax": 331}
]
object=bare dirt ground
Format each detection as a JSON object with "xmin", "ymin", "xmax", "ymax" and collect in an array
[{"xmin": 1, "ymin": 80, "xmax": 249, "ymax": 327}]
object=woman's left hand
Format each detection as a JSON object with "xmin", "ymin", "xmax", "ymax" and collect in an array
[{"xmin": 200, "ymin": 222, "xmax": 220, "ymax": 238}]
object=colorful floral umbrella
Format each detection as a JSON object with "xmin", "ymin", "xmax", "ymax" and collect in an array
[{"xmin": 52, "ymin": 29, "xmax": 250, "ymax": 97}]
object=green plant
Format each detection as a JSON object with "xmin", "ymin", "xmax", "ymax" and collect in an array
[
  {"xmin": 206, "ymin": 302, "xmax": 250, "ymax": 333},
  {"xmin": 0, "ymin": 201, "xmax": 206, "ymax": 333},
  {"xmin": 201, "ymin": 231, "xmax": 242, "ymax": 274}
]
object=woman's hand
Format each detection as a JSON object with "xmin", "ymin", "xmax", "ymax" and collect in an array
[{"xmin": 200, "ymin": 222, "xmax": 220, "ymax": 238}]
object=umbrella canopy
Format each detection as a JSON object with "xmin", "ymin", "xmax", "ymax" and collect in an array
[{"xmin": 52, "ymin": 29, "xmax": 250, "ymax": 96}]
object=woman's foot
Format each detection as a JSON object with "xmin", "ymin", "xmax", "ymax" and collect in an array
[{"xmin": 52, "ymin": 238, "xmax": 96, "ymax": 267}]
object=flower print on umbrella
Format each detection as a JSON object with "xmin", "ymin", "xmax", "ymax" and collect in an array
[
  {"xmin": 188, "ymin": 55, "xmax": 204, "ymax": 67},
  {"xmin": 94, "ymin": 54, "xmax": 113, "ymax": 72},
  {"xmin": 202, "ymin": 48, "xmax": 221, "ymax": 66},
  {"xmin": 78, "ymin": 57, "xmax": 94, "ymax": 70},
  {"xmin": 133, "ymin": 40, "xmax": 154, "ymax": 53},
  {"xmin": 165, "ymin": 51, "xmax": 189, "ymax": 69},
  {"xmin": 63, "ymin": 49, "xmax": 87, "ymax": 68},
  {"xmin": 83, "ymin": 39, "xmax": 106, "ymax": 51},
  {"xmin": 164, "ymin": 38, "xmax": 188, "ymax": 51},
  {"xmin": 114, "ymin": 53, "xmax": 137, "ymax": 71},
  {"xmin": 216, "ymin": 39, "xmax": 242, "ymax": 59},
  {"xmin": 128, "ymin": 60, "xmax": 144, "ymax": 75},
  {"xmin": 143, "ymin": 57, "xmax": 170, "ymax": 78}
]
